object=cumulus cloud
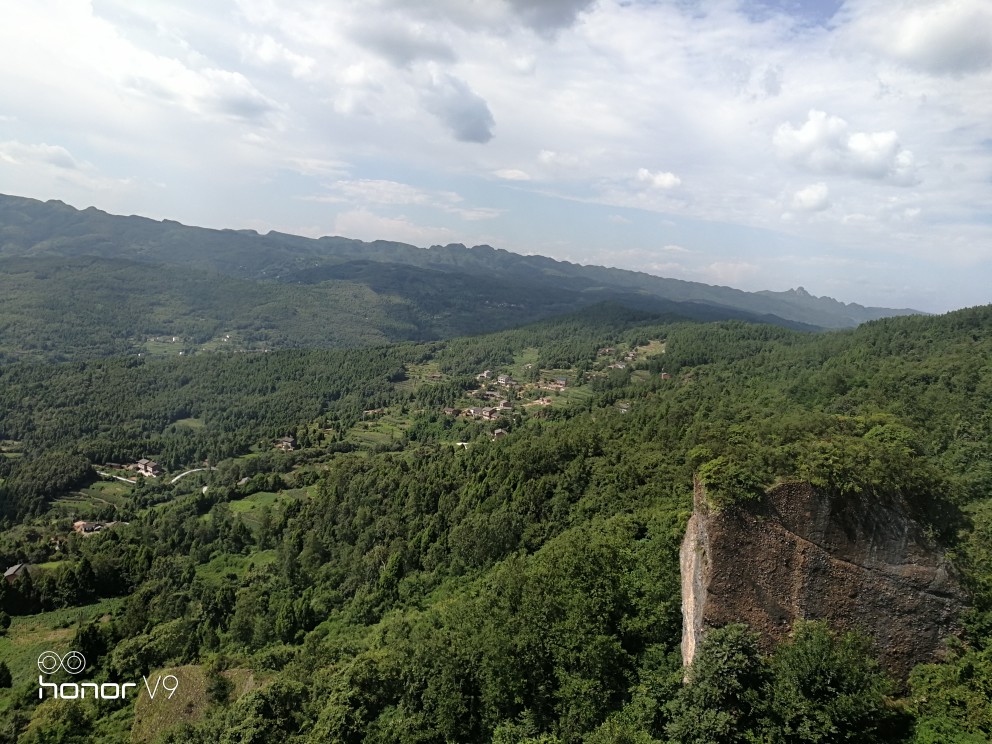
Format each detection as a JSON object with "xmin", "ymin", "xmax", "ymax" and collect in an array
[
  {"xmin": 774, "ymin": 110, "xmax": 918, "ymax": 185},
  {"xmin": 847, "ymin": 0, "xmax": 992, "ymax": 76},
  {"xmin": 124, "ymin": 63, "xmax": 280, "ymax": 125},
  {"xmin": 241, "ymin": 34, "xmax": 316, "ymax": 78},
  {"xmin": 637, "ymin": 168, "xmax": 681, "ymax": 189},
  {"xmin": 790, "ymin": 182, "xmax": 831, "ymax": 212},
  {"xmin": 422, "ymin": 72, "xmax": 495, "ymax": 143}
]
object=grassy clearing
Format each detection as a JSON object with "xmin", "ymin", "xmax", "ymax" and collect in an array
[
  {"xmin": 638, "ymin": 339, "xmax": 666, "ymax": 356},
  {"xmin": 348, "ymin": 413, "xmax": 409, "ymax": 448},
  {"xmin": 227, "ymin": 487, "xmax": 309, "ymax": 528},
  {"xmin": 511, "ymin": 346, "xmax": 540, "ymax": 378},
  {"xmin": 142, "ymin": 338, "xmax": 187, "ymax": 357},
  {"xmin": 196, "ymin": 550, "xmax": 277, "ymax": 585},
  {"xmin": 557, "ymin": 385, "xmax": 596, "ymax": 405},
  {"xmin": 50, "ymin": 480, "xmax": 132, "ymax": 520},
  {"xmin": 172, "ymin": 417, "xmax": 206, "ymax": 430},
  {"xmin": 0, "ymin": 598, "xmax": 124, "ymax": 693},
  {"xmin": 1, "ymin": 438, "xmax": 24, "ymax": 460},
  {"xmin": 130, "ymin": 664, "xmax": 261, "ymax": 743},
  {"xmin": 82, "ymin": 480, "xmax": 133, "ymax": 505}
]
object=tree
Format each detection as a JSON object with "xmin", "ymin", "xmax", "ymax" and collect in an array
[
  {"xmin": 666, "ymin": 624, "xmax": 767, "ymax": 744},
  {"xmin": 0, "ymin": 660, "xmax": 12, "ymax": 688},
  {"xmin": 763, "ymin": 621, "xmax": 903, "ymax": 743}
]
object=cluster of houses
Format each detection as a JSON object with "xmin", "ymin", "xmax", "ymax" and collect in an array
[
  {"xmin": 476, "ymin": 370, "xmax": 518, "ymax": 386},
  {"xmin": 105, "ymin": 459, "xmax": 162, "ymax": 477},
  {"xmin": 540, "ymin": 377, "xmax": 568, "ymax": 392},
  {"xmin": 459, "ymin": 402, "xmax": 512, "ymax": 420},
  {"xmin": 72, "ymin": 520, "xmax": 127, "ymax": 536}
]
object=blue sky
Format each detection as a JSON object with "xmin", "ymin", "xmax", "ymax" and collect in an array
[{"xmin": 1, "ymin": 0, "xmax": 991, "ymax": 312}]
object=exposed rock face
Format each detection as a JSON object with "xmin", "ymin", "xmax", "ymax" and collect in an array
[{"xmin": 680, "ymin": 480, "xmax": 965, "ymax": 680}]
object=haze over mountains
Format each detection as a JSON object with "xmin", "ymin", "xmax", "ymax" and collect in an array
[{"xmin": 0, "ymin": 193, "xmax": 920, "ymax": 361}]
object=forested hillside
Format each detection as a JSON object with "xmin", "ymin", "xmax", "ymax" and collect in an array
[
  {"xmin": 0, "ymin": 305, "xmax": 990, "ymax": 742},
  {"xmin": 0, "ymin": 194, "xmax": 919, "ymax": 362}
]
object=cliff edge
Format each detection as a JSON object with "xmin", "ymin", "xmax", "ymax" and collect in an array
[{"xmin": 680, "ymin": 479, "xmax": 965, "ymax": 680}]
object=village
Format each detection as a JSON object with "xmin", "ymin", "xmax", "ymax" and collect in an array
[{"xmin": 433, "ymin": 339, "xmax": 670, "ymax": 437}]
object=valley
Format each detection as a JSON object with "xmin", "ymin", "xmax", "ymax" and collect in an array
[{"xmin": 0, "ymin": 303, "xmax": 990, "ymax": 742}]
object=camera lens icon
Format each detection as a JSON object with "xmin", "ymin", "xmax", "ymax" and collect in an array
[
  {"xmin": 37, "ymin": 650, "xmax": 86, "ymax": 675},
  {"xmin": 62, "ymin": 651, "xmax": 86, "ymax": 674}
]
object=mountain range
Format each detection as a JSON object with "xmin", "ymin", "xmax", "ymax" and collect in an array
[{"xmin": 0, "ymin": 193, "xmax": 920, "ymax": 361}]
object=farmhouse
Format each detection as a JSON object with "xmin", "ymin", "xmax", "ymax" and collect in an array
[
  {"xmin": 275, "ymin": 436, "xmax": 296, "ymax": 452},
  {"xmin": 131, "ymin": 458, "xmax": 162, "ymax": 477},
  {"xmin": 3, "ymin": 563, "xmax": 30, "ymax": 584}
]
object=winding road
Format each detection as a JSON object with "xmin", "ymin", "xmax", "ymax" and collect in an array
[{"xmin": 169, "ymin": 467, "xmax": 218, "ymax": 484}]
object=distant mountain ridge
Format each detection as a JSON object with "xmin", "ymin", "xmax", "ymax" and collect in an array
[{"xmin": 0, "ymin": 193, "xmax": 922, "ymax": 360}]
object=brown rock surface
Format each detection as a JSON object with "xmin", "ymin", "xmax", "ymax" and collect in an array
[{"xmin": 680, "ymin": 479, "xmax": 965, "ymax": 680}]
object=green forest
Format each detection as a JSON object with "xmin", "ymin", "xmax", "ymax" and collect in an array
[
  {"xmin": 0, "ymin": 303, "xmax": 991, "ymax": 743},
  {"xmin": 0, "ymin": 193, "xmax": 918, "ymax": 365}
]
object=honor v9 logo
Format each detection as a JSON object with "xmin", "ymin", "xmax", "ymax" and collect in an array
[{"xmin": 37, "ymin": 651, "xmax": 179, "ymax": 700}]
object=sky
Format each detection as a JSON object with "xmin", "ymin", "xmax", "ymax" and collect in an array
[{"xmin": 1, "ymin": 0, "xmax": 990, "ymax": 313}]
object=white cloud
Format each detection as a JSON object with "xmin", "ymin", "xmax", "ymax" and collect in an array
[
  {"xmin": 845, "ymin": 0, "xmax": 992, "ymax": 76},
  {"xmin": 637, "ymin": 168, "xmax": 681, "ymax": 189},
  {"xmin": 285, "ymin": 157, "xmax": 350, "ymax": 177},
  {"xmin": 774, "ymin": 110, "xmax": 918, "ymax": 185},
  {"xmin": 333, "ymin": 208, "xmax": 458, "ymax": 246},
  {"xmin": 538, "ymin": 150, "xmax": 580, "ymax": 168},
  {"xmin": 608, "ymin": 214, "xmax": 630, "ymax": 223},
  {"xmin": 493, "ymin": 168, "xmax": 531, "ymax": 180},
  {"xmin": 1, "ymin": 0, "xmax": 990, "ymax": 310},
  {"xmin": 790, "ymin": 182, "xmax": 831, "ymax": 212},
  {"xmin": 241, "ymin": 33, "xmax": 316, "ymax": 78},
  {"xmin": 0, "ymin": 140, "xmax": 82, "ymax": 170},
  {"xmin": 0, "ymin": 139, "xmax": 128, "ymax": 192},
  {"xmin": 699, "ymin": 261, "xmax": 761, "ymax": 286},
  {"xmin": 309, "ymin": 179, "xmax": 500, "ymax": 220},
  {"xmin": 661, "ymin": 243, "xmax": 692, "ymax": 253}
]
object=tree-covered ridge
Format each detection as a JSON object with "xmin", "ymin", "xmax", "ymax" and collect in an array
[
  {"xmin": 0, "ymin": 192, "xmax": 920, "ymax": 338},
  {"xmin": 0, "ymin": 305, "xmax": 989, "ymax": 742}
]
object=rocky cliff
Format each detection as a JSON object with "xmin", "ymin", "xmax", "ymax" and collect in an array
[{"xmin": 680, "ymin": 479, "xmax": 965, "ymax": 680}]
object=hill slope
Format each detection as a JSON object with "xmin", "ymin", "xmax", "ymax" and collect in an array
[{"xmin": 0, "ymin": 193, "xmax": 919, "ymax": 345}]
